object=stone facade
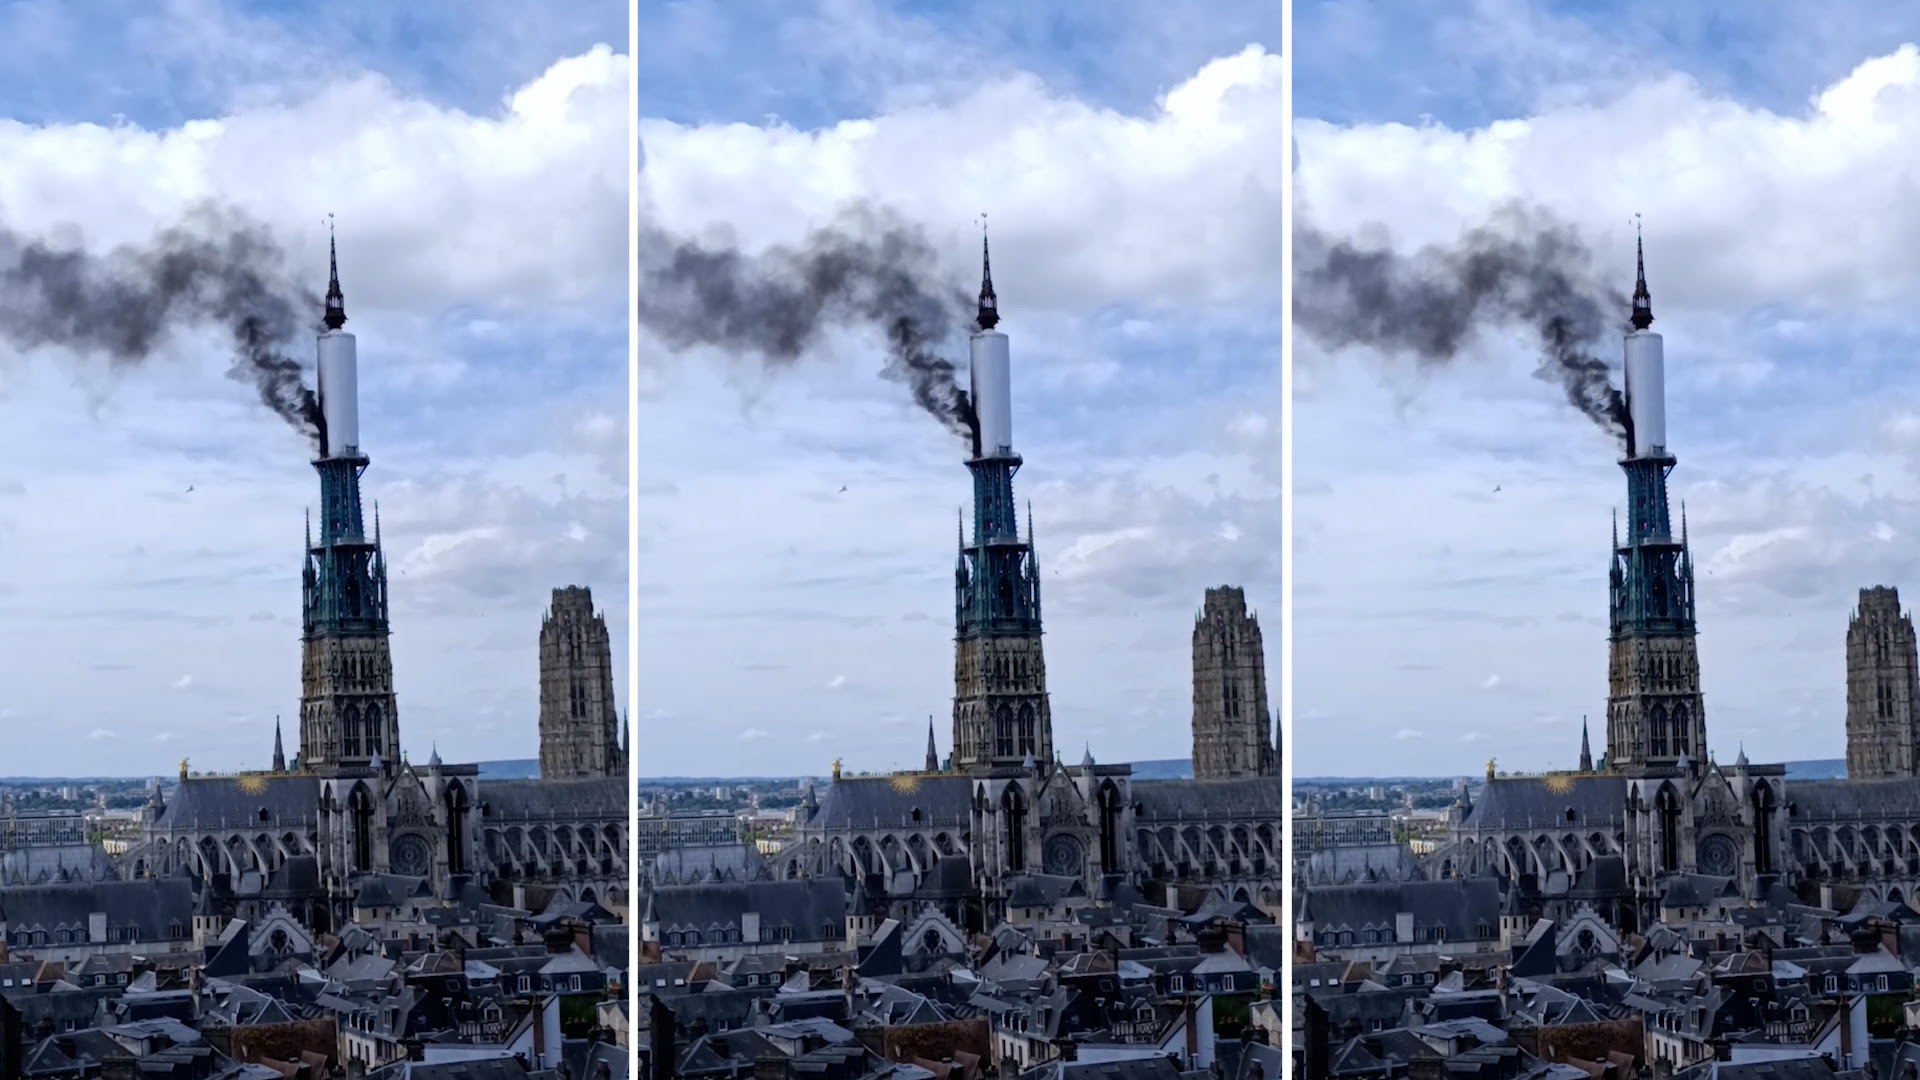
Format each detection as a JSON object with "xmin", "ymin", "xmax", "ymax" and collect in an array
[
  {"xmin": 538, "ymin": 585, "xmax": 624, "ymax": 780},
  {"xmin": 1191, "ymin": 586, "xmax": 1276, "ymax": 780},
  {"xmin": 1604, "ymin": 632, "xmax": 1706, "ymax": 768},
  {"xmin": 951, "ymin": 635, "xmax": 1052, "ymax": 768},
  {"xmin": 1846, "ymin": 585, "xmax": 1920, "ymax": 780},
  {"xmin": 298, "ymin": 633, "xmax": 400, "ymax": 770}
]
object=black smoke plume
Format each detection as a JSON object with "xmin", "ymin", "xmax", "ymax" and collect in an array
[
  {"xmin": 0, "ymin": 204, "xmax": 323, "ymax": 448},
  {"xmin": 636, "ymin": 206, "xmax": 979, "ymax": 448},
  {"xmin": 1294, "ymin": 203, "xmax": 1633, "ymax": 452}
]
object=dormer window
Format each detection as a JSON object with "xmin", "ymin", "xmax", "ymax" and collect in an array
[{"xmin": 518, "ymin": 975, "xmax": 531, "ymax": 994}]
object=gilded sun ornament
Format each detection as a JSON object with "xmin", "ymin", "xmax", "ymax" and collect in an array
[
  {"xmin": 1543, "ymin": 774, "xmax": 1574, "ymax": 795},
  {"xmin": 888, "ymin": 773, "xmax": 922, "ymax": 795},
  {"xmin": 237, "ymin": 774, "xmax": 269, "ymax": 795}
]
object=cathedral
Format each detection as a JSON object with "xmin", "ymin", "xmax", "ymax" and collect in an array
[
  {"xmin": 783, "ymin": 240, "xmax": 1285, "ymax": 930},
  {"xmin": 128, "ymin": 242, "xmax": 628, "ymax": 928},
  {"xmin": 1436, "ymin": 240, "xmax": 1920, "ymax": 926}
]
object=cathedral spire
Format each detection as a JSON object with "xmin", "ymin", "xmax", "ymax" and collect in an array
[
  {"xmin": 925, "ymin": 718, "xmax": 939, "ymax": 773},
  {"xmin": 324, "ymin": 225, "xmax": 347, "ymax": 331},
  {"xmin": 1579, "ymin": 717, "xmax": 1592, "ymax": 773},
  {"xmin": 976, "ymin": 225, "xmax": 999, "ymax": 331},
  {"xmin": 272, "ymin": 717, "xmax": 286, "ymax": 773},
  {"xmin": 1630, "ymin": 224, "xmax": 1653, "ymax": 331}
]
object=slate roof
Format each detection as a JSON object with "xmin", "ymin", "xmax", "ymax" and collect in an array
[
  {"xmin": 647, "ymin": 880, "xmax": 848, "ymax": 940},
  {"xmin": 1006, "ymin": 874, "xmax": 1085, "ymax": 909},
  {"xmin": 1460, "ymin": 775, "xmax": 1626, "ymax": 831},
  {"xmin": 0, "ymin": 879, "xmax": 195, "ymax": 940},
  {"xmin": 153, "ymin": 776, "xmax": 320, "ymax": 831},
  {"xmin": 652, "ymin": 843, "xmax": 766, "ymax": 884},
  {"xmin": 1791, "ymin": 778, "xmax": 1920, "ymax": 821},
  {"xmin": 1300, "ymin": 878, "xmax": 1502, "ymax": 940},
  {"xmin": 804, "ymin": 775, "xmax": 971, "ymax": 831},
  {"xmin": 1661, "ymin": 874, "xmax": 1737, "ymax": 909},
  {"xmin": 482, "ymin": 778, "xmax": 626, "ymax": 822},
  {"xmin": 1131, "ymin": 778, "xmax": 1286, "ymax": 821}
]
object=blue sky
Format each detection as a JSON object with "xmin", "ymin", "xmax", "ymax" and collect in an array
[
  {"xmin": 1295, "ymin": 0, "xmax": 1920, "ymax": 776},
  {"xmin": 0, "ymin": 0, "xmax": 626, "ymax": 775},
  {"xmin": 637, "ymin": 0, "xmax": 1284, "ymax": 776}
]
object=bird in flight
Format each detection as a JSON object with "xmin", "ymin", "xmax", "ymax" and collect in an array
[
  {"xmin": 838, "ymin": 486, "xmax": 848, "ymax": 493},
  {"xmin": 1492, "ymin": 485, "xmax": 1501, "ymax": 493},
  {"xmin": 185, "ymin": 485, "xmax": 195, "ymax": 493}
]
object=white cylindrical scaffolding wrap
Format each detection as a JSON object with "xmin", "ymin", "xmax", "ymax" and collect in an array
[
  {"xmin": 970, "ymin": 330, "xmax": 1013, "ymax": 458},
  {"xmin": 318, "ymin": 330, "xmax": 360, "ymax": 456},
  {"xmin": 1624, "ymin": 329, "xmax": 1665, "ymax": 457}
]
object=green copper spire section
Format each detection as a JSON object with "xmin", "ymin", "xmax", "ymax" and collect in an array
[
  {"xmin": 302, "ymin": 245, "xmax": 387, "ymax": 638},
  {"xmin": 956, "ymin": 458, "xmax": 1040, "ymax": 635}
]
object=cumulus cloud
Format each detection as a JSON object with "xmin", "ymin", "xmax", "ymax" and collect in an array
[
  {"xmin": 0, "ymin": 48, "xmax": 626, "ymax": 314},
  {"xmin": 1296, "ymin": 45, "xmax": 1920, "ymax": 314},
  {"xmin": 639, "ymin": 45, "xmax": 1283, "ymax": 316}
]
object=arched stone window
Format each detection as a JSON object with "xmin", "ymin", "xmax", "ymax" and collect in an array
[
  {"xmin": 364, "ymin": 704, "xmax": 385, "ymax": 758},
  {"xmin": 349, "ymin": 784, "xmax": 375, "ymax": 873},
  {"xmin": 1657, "ymin": 784, "xmax": 1682, "ymax": 873},
  {"xmin": 994, "ymin": 704, "xmax": 1015, "ymax": 759}
]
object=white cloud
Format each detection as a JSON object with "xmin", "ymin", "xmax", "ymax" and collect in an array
[
  {"xmin": 739, "ymin": 728, "xmax": 772, "ymax": 742},
  {"xmin": 87, "ymin": 729, "xmax": 117, "ymax": 741},
  {"xmin": 638, "ymin": 46, "xmax": 1283, "ymax": 314},
  {"xmin": 827, "ymin": 674, "xmax": 847, "ymax": 689},
  {"xmin": 1481, "ymin": 675, "xmax": 1501, "ymax": 690},
  {"xmin": 173, "ymin": 675, "xmax": 194, "ymax": 690},
  {"xmin": 1296, "ymin": 45, "xmax": 1920, "ymax": 312},
  {"xmin": 0, "ymin": 47, "xmax": 627, "ymax": 313},
  {"xmin": 1394, "ymin": 728, "xmax": 1423, "ymax": 741}
]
